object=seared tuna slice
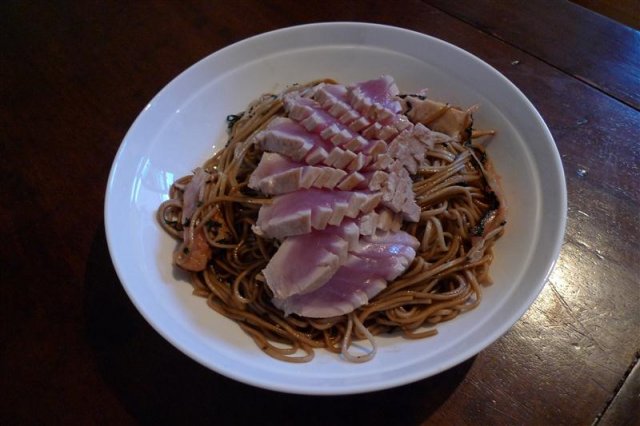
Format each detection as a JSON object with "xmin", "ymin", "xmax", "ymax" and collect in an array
[
  {"xmin": 248, "ymin": 152, "xmax": 347, "ymax": 194},
  {"xmin": 347, "ymin": 75, "xmax": 403, "ymax": 123},
  {"xmin": 272, "ymin": 256, "xmax": 388, "ymax": 318},
  {"xmin": 272, "ymin": 229, "xmax": 418, "ymax": 317},
  {"xmin": 263, "ymin": 221, "xmax": 360, "ymax": 299},
  {"xmin": 253, "ymin": 189, "xmax": 382, "ymax": 239}
]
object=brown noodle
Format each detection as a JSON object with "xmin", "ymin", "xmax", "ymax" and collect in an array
[{"xmin": 157, "ymin": 80, "xmax": 505, "ymax": 362}]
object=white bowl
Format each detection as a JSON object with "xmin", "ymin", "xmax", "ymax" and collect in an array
[{"xmin": 105, "ymin": 22, "xmax": 566, "ymax": 395}]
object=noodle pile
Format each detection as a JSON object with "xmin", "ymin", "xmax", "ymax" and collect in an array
[{"xmin": 157, "ymin": 80, "xmax": 505, "ymax": 363}]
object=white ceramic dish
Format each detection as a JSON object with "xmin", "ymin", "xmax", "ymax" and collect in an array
[{"xmin": 105, "ymin": 22, "xmax": 566, "ymax": 395}]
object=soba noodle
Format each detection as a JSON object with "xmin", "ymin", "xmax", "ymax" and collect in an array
[{"xmin": 157, "ymin": 79, "xmax": 505, "ymax": 363}]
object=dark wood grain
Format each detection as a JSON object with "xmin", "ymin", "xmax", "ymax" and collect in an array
[
  {"xmin": 1, "ymin": 1, "xmax": 639, "ymax": 425},
  {"xmin": 598, "ymin": 356, "xmax": 640, "ymax": 426},
  {"xmin": 572, "ymin": 0, "xmax": 640, "ymax": 30},
  {"xmin": 424, "ymin": 0, "xmax": 640, "ymax": 110}
]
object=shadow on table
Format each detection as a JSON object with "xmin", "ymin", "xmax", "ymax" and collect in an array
[{"xmin": 85, "ymin": 224, "xmax": 474, "ymax": 426}]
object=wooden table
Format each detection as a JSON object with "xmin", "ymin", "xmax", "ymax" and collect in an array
[{"xmin": 2, "ymin": 1, "xmax": 638, "ymax": 424}]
